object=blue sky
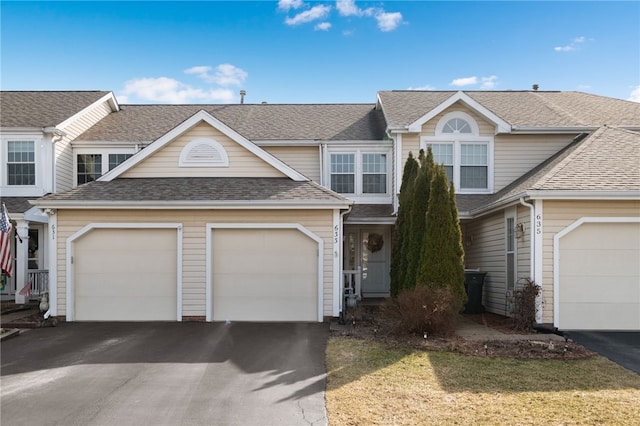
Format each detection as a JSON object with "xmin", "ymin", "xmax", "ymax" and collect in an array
[{"xmin": 2, "ymin": 1, "xmax": 639, "ymax": 104}]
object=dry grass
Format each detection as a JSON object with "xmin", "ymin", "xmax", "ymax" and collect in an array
[{"xmin": 326, "ymin": 337, "xmax": 640, "ymax": 425}]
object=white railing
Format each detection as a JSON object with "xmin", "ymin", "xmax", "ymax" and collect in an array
[
  {"xmin": 27, "ymin": 269, "xmax": 49, "ymax": 298},
  {"xmin": 343, "ymin": 267, "xmax": 362, "ymax": 301}
]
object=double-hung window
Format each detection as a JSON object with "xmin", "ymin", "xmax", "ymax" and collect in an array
[
  {"xmin": 7, "ymin": 141, "xmax": 35, "ymax": 185},
  {"xmin": 422, "ymin": 112, "xmax": 492, "ymax": 193},
  {"xmin": 328, "ymin": 149, "xmax": 390, "ymax": 200}
]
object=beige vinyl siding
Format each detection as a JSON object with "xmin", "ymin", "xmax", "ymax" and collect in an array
[
  {"xmin": 419, "ymin": 104, "xmax": 495, "ymax": 136},
  {"xmin": 263, "ymin": 146, "xmax": 321, "ymax": 182},
  {"xmin": 462, "ymin": 211, "xmax": 507, "ymax": 315},
  {"xmin": 401, "ymin": 133, "xmax": 420, "ymax": 168},
  {"xmin": 494, "ymin": 134, "xmax": 575, "ymax": 191},
  {"xmin": 122, "ymin": 122, "xmax": 285, "ymax": 178},
  {"xmin": 55, "ymin": 208, "xmax": 334, "ymax": 318},
  {"xmin": 55, "ymin": 101, "xmax": 114, "ymax": 192},
  {"xmin": 541, "ymin": 200, "xmax": 640, "ymax": 323}
]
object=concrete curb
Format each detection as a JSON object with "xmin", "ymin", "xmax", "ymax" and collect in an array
[{"xmin": 0, "ymin": 328, "xmax": 22, "ymax": 341}]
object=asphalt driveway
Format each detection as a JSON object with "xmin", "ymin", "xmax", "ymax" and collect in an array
[
  {"xmin": 1, "ymin": 322, "xmax": 329, "ymax": 426},
  {"xmin": 567, "ymin": 331, "xmax": 640, "ymax": 374}
]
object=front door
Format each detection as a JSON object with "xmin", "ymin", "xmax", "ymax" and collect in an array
[{"xmin": 345, "ymin": 227, "xmax": 391, "ymax": 298}]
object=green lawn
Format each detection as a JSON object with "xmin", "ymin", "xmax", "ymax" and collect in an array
[{"xmin": 326, "ymin": 337, "xmax": 640, "ymax": 425}]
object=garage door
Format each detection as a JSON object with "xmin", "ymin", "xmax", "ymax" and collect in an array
[
  {"xmin": 212, "ymin": 228, "xmax": 318, "ymax": 321},
  {"xmin": 74, "ymin": 228, "xmax": 178, "ymax": 321},
  {"xmin": 558, "ymin": 222, "xmax": 640, "ymax": 330}
]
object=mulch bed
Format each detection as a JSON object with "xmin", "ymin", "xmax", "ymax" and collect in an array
[{"xmin": 333, "ymin": 311, "xmax": 596, "ymax": 360}]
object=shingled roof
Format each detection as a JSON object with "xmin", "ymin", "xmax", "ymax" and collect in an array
[
  {"xmin": 456, "ymin": 126, "xmax": 640, "ymax": 214},
  {"xmin": 77, "ymin": 103, "xmax": 387, "ymax": 143},
  {"xmin": 32, "ymin": 177, "xmax": 351, "ymax": 207},
  {"xmin": 0, "ymin": 91, "xmax": 112, "ymax": 128},
  {"xmin": 378, "ymin": 91, "xmax": 640, "ymax": 129}
]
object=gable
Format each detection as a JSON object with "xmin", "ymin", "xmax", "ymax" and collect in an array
[
  {"xmin": 101, "ymin": 110, "xmax": 308, "ymax": 182},
  {"xmin": 419, "ymin": 103, "xmax": 496, "ymax": 136},
  {"xmin": 121, "ymin": 122, "xmax": 287, "ymax": 179}
]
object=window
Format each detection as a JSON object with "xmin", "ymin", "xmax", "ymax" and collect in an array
[
  {"xmin": 362, "ymin": 154, "xmax": 387, "ymax": 194},
  {"xmin": 77, "ymin": 154, "xmax": 102, "ymax": 184},
  {"xmin": 7, "ymin": 141, "xmax": 35, "ymax": 185},
  {"xmin": 328, "ymin": 150, "xmax": 390, "ymax": 199},
  {"xmin": 422, "ymin": 112, "xmax": 492, "ymax": 193},
  {"xmin": 74, "ymin": 149, "xmax": 136, "ymax": 186},
  {"xmin": 330, "ymin": 154, "xmax": 355, "ymax": 193},
  {"xmin": 108, "ymin": 153, "xmax": 133, "ymax": 171},
  {"xmin": 505, "ymin": 215, "xmax": 516, "ymax": 291}
]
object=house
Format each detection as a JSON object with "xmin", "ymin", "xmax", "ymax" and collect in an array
[
  {"xmin": 2, "ymin": 89, "xmax": 638, "ymax": 330},
  {"xmin": 1, "ymin": 91, "xmax": 121, "ymax": 303}
]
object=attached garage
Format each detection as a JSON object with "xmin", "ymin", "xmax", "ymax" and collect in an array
[
  {"xmin": 555, "ymin": 219, "xmax": 640, "ymax": 331},
  {"xmin": 70, "ymin": 225, "xmax": 181, "ymax": 321},
  {"xmin": 208, "ymin": 226, "xmax": 322, "ymax": 322}
]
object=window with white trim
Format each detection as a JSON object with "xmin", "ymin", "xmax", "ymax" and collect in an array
[
  {"xmin": 7, "ymin": 141, "xmax": 35, "ymax": 185},
  {"xmin": 328, "ymin": 148, "xmax": 391, "ymax": 201},
  {"xmin": 422, "ymin": 111, "xmax": 493, "ymax": 193},
  {"xmin": 74, "ymin": 148, "xmax": 135, "ymax": 186}
]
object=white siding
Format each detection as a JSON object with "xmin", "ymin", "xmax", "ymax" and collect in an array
[{"xmin": 56, "ymin": 101, "xmax": 114, "ymax": 192}]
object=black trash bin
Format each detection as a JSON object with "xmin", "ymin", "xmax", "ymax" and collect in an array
[{"xmin": 464, "ymin": 271, "xmax": 486, "ymax": 314}]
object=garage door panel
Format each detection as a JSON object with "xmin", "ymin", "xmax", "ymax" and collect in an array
[
  {"xmin": 558, "ymin": 222, "xmax": 640, "ymax": 331},
  {"xmin": 560, "ymin": 276, "xmax": 639, "ymax": 304},
  {"xmin": 74, "ymin": 228, "xmax": 177, "ymax": 321},
  {"xmin": 560, "ymin": 303, "xmax": 639, "ymax": 330},
  {"xmin": 212, "ymin": 228, "xmax": 318, "ymax": 322}
]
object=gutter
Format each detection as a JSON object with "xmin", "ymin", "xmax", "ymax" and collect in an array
[{"xmin": 29, "ymin": 199, "xmax": 353, "ymax": 210}]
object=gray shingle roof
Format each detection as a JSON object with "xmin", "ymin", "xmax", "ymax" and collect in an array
[
  {"xmin": 457, "ymin": 126, "xmax": 640, "ymax": 214},
  {"xmin": 33, "ymin": 177, "xmax": 350, "ymax": 205},
  {"xmin": 1, "ymin": 197, "xmax": 33, "ymax": 214},
  {"xmin": 378, "ymin": 91, "xmax": 640, "ymax": 129},
  {"xmin": 0, "ymin": 91, "xmax": 111, "ymax": 128},
  {"xmin": 78, "ymin": 103, "xmax": 387, "ymax": 142}
]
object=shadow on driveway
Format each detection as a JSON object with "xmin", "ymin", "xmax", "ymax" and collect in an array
[{"xmin": 1, "ymin": 322, "xmax": 328, "ymax": 426}]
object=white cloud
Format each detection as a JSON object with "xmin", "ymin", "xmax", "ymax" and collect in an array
[
  {"xmin": 375, "ymin": 11, "xmax": 403, "ymax": 32},
  {"xmin": 184, "ymin": 64, "xmax": 247, "ymax": 86},
  {"xmin": 628, "ymin": 85, "xmax": 640, "ymax": 102},
  {"xmin": 451, "ymin": 76, "xmax": 478, "ymax": 87},
  {"xmin": 315, "ymin": 22, "xmax": 332, "ymax": 31},
  {"xmin": 120, "ymin": 77, "xmax": 237, "ymax": 104},
  {"xmin": 336, "ymin": 0, "xmax": 363, "ymax": 17},
  {"xmin": 285, "ymin": 5, "xmax": 331, "ymax": 25},
  {"xmin": 481, "ymin": 75, "xmax": 498, "ymax": 89},
  {"xmin": 278, "ymin": 0, "xmax": 304, "ymax": 11},
  {"xmin": 554, "ymin": 35, "xmax": 587, "ymax": 52}
]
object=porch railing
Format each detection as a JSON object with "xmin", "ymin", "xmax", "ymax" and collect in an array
[
  {"xmin": 343, "ymin": 267, "xmax": 362, "ymax": 301},
  {"xmin": 27, "ymin": 269, "xmax": 49, "ymax": 298}
]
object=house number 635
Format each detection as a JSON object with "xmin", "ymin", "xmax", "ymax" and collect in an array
[{"xmin": 535, "ymin": 214, "xmax": 542, "ymax": 235}]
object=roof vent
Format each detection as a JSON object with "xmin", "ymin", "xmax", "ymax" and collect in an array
[
  {"xmin": 179, "ymin": 138, "xmax": 229, "ymax": 168},
  {"xmin": 240, "ymin": 90, "xmax": 246, "ymax": 104},
  {"xmin": 532, "ymin": 84, "xmax": 539, "ymax": 91}
]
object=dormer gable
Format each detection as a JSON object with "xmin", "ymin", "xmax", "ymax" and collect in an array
[
  {"xmin": 100, "ymin": 110, "xmax": 308, "ymax": 182},
  {"xmin": 408, "ymin": 91, "xmax": 511, "ymax": 134}
]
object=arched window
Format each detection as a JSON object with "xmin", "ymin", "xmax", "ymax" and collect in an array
[
  {"xmin": 422, "ymin": 112, "xmax": 492, "ymax": 192},
  {"xmin": 179, "ymin": 138, "xmax": 229, "ymax": 167}
]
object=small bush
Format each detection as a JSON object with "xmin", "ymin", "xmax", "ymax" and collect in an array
[
  {"xmin": 512, "ymin": 278, "xmax": 541, "ymax": 331},
  {"xmin": 382, "ymin": 286, "xmax": 458, "ymax": 337}
]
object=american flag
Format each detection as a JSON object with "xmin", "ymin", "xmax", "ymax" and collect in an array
[{"xmin": 1, "ymin": 203, "xmax": 13, "ymax": 277}]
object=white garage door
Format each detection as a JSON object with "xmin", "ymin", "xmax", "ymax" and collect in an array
[
  {"xmin": 212, "ymin": 228, "xmax": 318, "ymax": 321},
  {"xmin": 558, "ymin": 222, "xmax": 640, "ymax": 330},
  {"xmin": 74, "ymin": 228, "xmax": 178, "ymax": 321}
]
